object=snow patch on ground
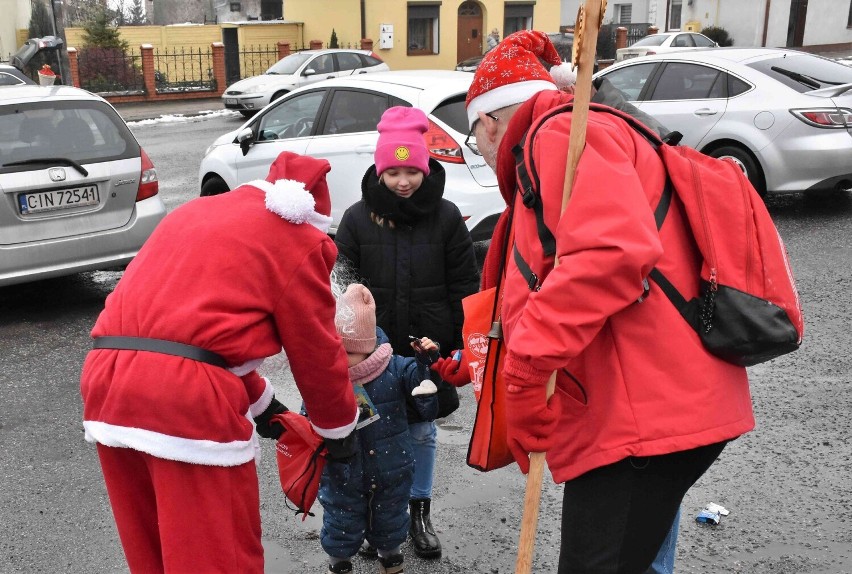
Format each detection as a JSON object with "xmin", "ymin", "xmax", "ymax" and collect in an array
[{"xmin": 127, "ymin": 108, "xmax": 240, "ymax": 126}]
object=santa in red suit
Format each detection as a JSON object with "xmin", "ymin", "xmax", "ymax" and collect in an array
[{"xmin": 80, "ymin": 151, "xmax": 359, "ymax": 574}]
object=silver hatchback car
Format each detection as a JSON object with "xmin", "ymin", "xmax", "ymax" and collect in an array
[
  {"xmin": 594, "ymin": 48, "xmax": 852, "ymax": 196},
  {"xmin": 0, "ymin": 85, "xmax": 166, "ymax": 286}
]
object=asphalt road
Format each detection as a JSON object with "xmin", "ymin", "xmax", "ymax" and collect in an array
[{"xmin": 0, "ymin": 113, "xmax": 850, "ymax": 573}]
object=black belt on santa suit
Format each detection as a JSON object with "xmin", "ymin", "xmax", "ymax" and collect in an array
[{"xmin": 92, "ymin": 336, "xmax": 228, "ymax": 368}]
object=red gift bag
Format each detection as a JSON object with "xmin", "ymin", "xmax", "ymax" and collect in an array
[{"xmin": 273, "ymin": 412, "xmax": 327, "ymax": 521}]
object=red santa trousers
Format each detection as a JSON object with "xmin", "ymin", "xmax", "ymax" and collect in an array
[{"xmin": 97, "ymin": 444, "xmax": 264, "ymax": 574}]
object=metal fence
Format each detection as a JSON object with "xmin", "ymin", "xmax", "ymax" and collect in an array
[
  {"xmin": 237, "ymin": 44, "xmax": 280, "ymax": 79},
  {"xmin": 77, "ymin": 47, "xmax": 144, "ymax": 94},
  {"xmin": 154, "ymin": 46, "xmax": 216, "ymax": 93}
]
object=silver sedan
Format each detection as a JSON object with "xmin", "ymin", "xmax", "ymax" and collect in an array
[{"xmin": 594, "ymin": 47, "xmax": 852, "ymax": 196}]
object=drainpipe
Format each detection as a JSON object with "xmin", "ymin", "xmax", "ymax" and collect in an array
[
  {"xmin": 762, "ymin": 0, "xmax": 771, "ymax": 47},
  {"xmin": 360, "ymin": 0, "xmax": 366, "ymax": 41}
]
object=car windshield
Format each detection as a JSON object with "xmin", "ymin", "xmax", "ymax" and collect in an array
[
  {"xmin": 0, "ymin": 100, "xmax": 137, "ymax": 172},
  {"xmin": 266, "ymin": 53, "xmax": 312, "ymax": 75},
  {"xmin": 631, "ymin": 35, "xmax": 669, "ymax": 47},
  {"xmin": 749, "ymin": 55, "xmax": 852, "ymax": 93}
]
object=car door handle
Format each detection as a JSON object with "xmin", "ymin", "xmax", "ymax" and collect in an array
[
  {"xmin": 326, "ymin": 75, "xmax": 335, "ymax": 79},
  {"xmin": 355, "ymin": 145, "xmax": 375, "ymax": 154},
  {"xmin": 694, "ymin": 108, "xmax": 718, "ymax": 117}
]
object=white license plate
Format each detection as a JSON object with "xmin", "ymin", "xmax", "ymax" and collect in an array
[
  {"xmin": 623, "ymin": 53, "xmax": 638, "ymax": 59},
  {"xmin": 225, "ymin": 98, "xmax": 237, "ymax": 105},
  {"xmin": 18, "ymin": 185, "xmax": 100, "ymax": 215}
]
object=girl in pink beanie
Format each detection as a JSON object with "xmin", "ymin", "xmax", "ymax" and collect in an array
[{"xmin": 335, "ymin": 106, "xmax": 480, "ymax": 561}]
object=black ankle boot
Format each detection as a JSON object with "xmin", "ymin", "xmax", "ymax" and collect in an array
[{"xmin": 409, "ymin": 498, "xmax": 441, "ymax": 559}]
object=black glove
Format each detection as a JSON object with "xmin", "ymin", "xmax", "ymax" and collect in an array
[
  {"xmin": 253, "ymin": 397, "xmax": 288, "ymax": 440},
  {"xmin": 324, "ymin": 432, "xmax": 357, "ymax": 461}
]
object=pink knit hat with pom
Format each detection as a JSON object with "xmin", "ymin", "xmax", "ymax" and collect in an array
[
  {"xmin": 374, "ymin": 106, "xmax": 430, "ymax": 176},
  {"xmin": 336, "ymin": 284, "xmax": 377, "ymax": 354}
]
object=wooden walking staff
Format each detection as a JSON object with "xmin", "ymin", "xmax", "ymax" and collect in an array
[{"xmin": 514, "ymin": 1, "xmax": 607, "ymax": 572}]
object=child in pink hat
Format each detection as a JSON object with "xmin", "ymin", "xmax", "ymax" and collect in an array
[
  {"xmin": 314, "ymin": 280, "xmax": 441, "ymax": 574},
  {"xmin": 335, "ymin": 106, "xmax": 480, "ymax": 560}
]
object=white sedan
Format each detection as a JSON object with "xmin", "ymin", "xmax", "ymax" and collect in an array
[
  {"xmin": 616, "ymin": 32, "xmax": 717, "ymax": 62},
  {"xmin": 201, "ymin": 70, "xmax": 502, "ymax": 241},
  {"xmin": 222, "ymin": 49, "xmax": 389, "ymax": 117}
]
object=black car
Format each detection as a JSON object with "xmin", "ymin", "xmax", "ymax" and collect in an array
[{"xmin": 455, "ymin": 32, "xmax": 574, "ymax": 72}]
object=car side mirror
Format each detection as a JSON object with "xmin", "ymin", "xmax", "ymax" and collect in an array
[
  {"xmin": 237, "ymin": 127, "xmax": 254, "ymax": 156},
  {"xmin": 303, "ymin": 68, "xmax": 316, "ymax": 76}
]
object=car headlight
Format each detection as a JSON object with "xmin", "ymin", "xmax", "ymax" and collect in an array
[{"xmin": 244, "ymin": 83, "xmax": 272, "ymax": 94}]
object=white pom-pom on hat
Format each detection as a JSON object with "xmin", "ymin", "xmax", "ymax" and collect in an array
[{"xmin": 550, "ymin": 61, "xmax": 578, "ymax": 90}]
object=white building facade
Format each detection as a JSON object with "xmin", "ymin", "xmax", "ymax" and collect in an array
[{"xmin": 559, "ymin": 0, "xmax": 852, "ymax": 49}]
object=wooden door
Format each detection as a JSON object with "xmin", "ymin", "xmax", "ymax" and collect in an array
[
  {"xmin": 786, "ymin": 0, "xmax": 808, "ymax": 47},
  {"xmin": 457, "ymin": 1, "xmax": 484, "ymax": 61}
]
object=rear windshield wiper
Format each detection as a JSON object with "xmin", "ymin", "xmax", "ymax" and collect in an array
[
  {"xmin": 2, "ymin": 157, "xmax": 89, "ymax": 176},
  {"xmin": 770, "ymin": 66, "xmax": 842, "ymax": 89}
]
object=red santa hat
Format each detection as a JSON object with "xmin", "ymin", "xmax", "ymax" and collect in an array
[
  {"xmin": 465, "ymin": 30, "xmax": 577, "ymax": 128},
  {"xmin": 246, "ymin": 151, "xmax": 334, "ymax": 233}
]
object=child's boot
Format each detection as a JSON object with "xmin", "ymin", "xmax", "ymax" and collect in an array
[
  {"xmin": 378, "ymin": 553, "xmax": 404, "ymax": 574},
  {"xmin": 327, "ymin": 559, "xmax": 353, "ymax": 574},
  {"xmin": 409, "ymin": 498, "xmax": 441, "ymax": 558}
]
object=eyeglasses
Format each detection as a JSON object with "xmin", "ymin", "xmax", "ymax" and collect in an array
[{"xmin": 464, "ymin": 113, "xmax": 499, "ymax": 155}]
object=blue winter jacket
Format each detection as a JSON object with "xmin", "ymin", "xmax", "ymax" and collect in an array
[{"xmin": 317, "ymin": 328, "xmax": 439, "ymax": 557}]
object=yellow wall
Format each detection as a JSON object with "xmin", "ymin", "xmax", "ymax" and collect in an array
[{"xmin": 286, "ymin": 0, "xmax": 560, "ymax": 70}]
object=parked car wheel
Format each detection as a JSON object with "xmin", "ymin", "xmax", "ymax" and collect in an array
[
  {"xmin": 708, "ymin": 144, "xmax": 765, "ymax": 196},
  {"xmin": 271, "ymin": 90, "xmax": 288, "ymax": 103},
  {"xmin": 200, "ymin": 176, "xmax": 230, "ymax": 196},
  {"xmin": 239, "ymin": 110, "xmax": 256, "ymax": 118}
]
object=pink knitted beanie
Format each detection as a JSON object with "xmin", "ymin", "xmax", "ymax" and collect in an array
[
  {"xmin": 336, "ymin": 284, "xmax": 377, "ymax": 354},
  {"xmin": 374, "ymin": 106, "xmax": 430, "ymax": 176}
]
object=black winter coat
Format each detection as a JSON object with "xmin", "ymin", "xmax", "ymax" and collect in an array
[{"xmin": 335, "ymin": 160, "xmax": 479, "ymax": 359}]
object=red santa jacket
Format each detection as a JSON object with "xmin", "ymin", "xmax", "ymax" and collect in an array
[
  {"xmin": 497, "ymin": 90, "xmax": 754, "ymax": 483},
  {"xmin": 81, "ymin": 176, "xmax": 358, "ymax": 467}
]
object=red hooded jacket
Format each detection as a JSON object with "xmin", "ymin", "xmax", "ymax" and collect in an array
[{"xmin": 490, "ymin": 90, "xmax": 754, "ymax": 483}]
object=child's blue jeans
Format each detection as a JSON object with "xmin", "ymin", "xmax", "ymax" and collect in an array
[{"xmin": 409, "ymin": 420, "xmax": 437, "ymax": 499}]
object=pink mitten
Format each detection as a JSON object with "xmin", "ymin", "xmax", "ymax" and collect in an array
[{"xmin": 504, "ymin": 372, "xmax": 561, "ymax": 474}]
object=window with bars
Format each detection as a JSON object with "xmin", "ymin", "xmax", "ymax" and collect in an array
[
  {"xmin": 617, "ymin": 4, "xmax": 633, "ymax": 24},
  {"xmin": 408, "ymin": 4, "xmax": 440, "ymax": 55}
]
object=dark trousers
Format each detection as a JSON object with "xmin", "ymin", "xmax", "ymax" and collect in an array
[{"xmin": 558, "ymin": 441, "xmax": 728, "ymax": 574}]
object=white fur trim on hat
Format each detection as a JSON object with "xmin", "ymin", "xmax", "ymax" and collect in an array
[
  {"xmin": 249, "ymin": 179, "xmax": 334, "ymax": 234},
  {"xmin": 550, "ymin": 61, "xmax": 578, "ymax": 90},
  {"xmin": 467, "ymin": 79, "xmax": 558, "ymax": 129}
]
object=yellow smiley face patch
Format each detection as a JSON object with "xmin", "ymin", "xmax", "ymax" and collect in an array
[{"xmin": 394, "ymin": 146, "xmax": 411, "ymax": 162}]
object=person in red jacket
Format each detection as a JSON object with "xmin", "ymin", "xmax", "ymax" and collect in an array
[
  {"xmin": 80, "ymin": 151, "xmax": 359, "ymax": 574},
  {"xmin": 460, "ymin": 30, "xmax": 755, "ymax": 573}
]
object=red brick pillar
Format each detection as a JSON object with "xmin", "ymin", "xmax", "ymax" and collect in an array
[
  {"xmin": 309, "ymin": 39, "xmax": 323, "ymax": 50},
  {"xmin": 648, "ymin": 26, "xmax": 659, "ymax": 35},
  {"xmin": 277, "ymin": 41, "xmax": 291, "ymax": 59},
  {"xmin": 66, "ymin": 47, "xmax": 81, "ymax": 88},
  {"xmin": 141, "ymin": 44, "xmax": 156, "ymax": 98},
  {"xmin": 360, "ymin": 38, "xmax": 374, "ymax": 51},
  {"xmin": 212, "ymin": 42, "xmax": 226, "ymax": 95},
  {"xmin": 616, "ymin": 27, "xmax": 627, "ymax": 50}
]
